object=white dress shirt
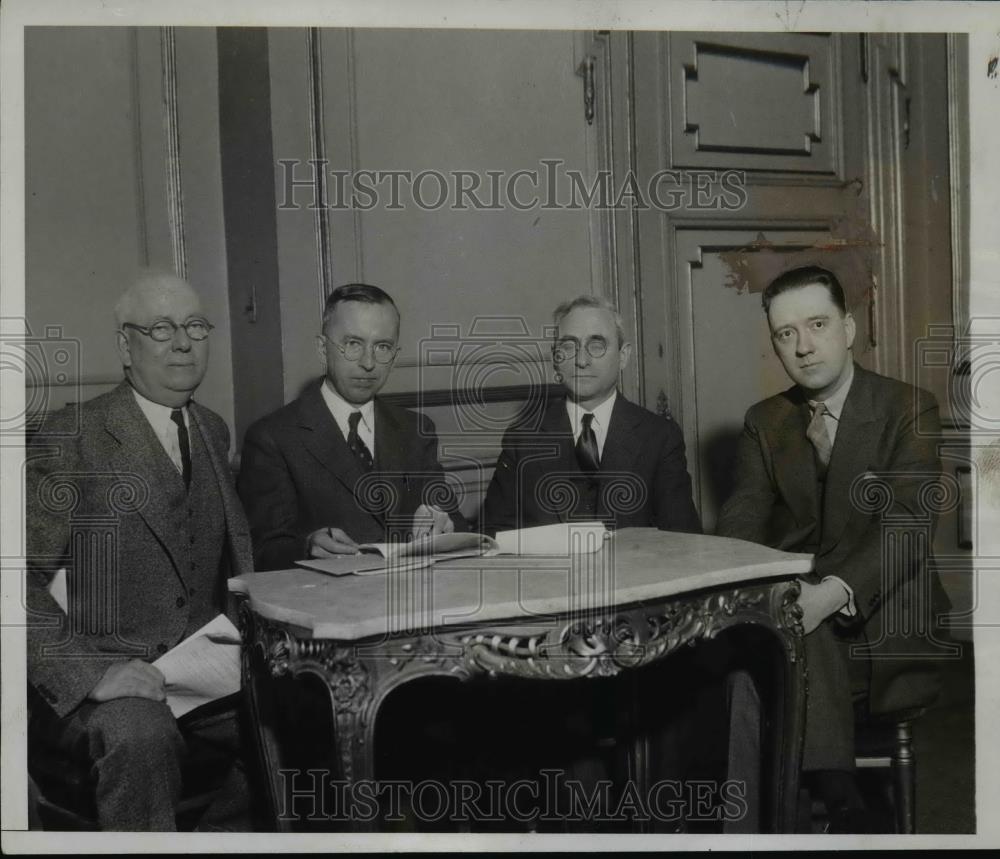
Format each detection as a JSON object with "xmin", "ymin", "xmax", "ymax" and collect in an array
[
  {"xmin": 565, "ymin": 390, "xmax": 617, "ymax": 460},
  {"xmin": 131, "ymin": 386, "xmax": 188, "ymax": 478},
  {"xmin": 320, "ymin": 379, "xmax": 376, "ymax": 459}
]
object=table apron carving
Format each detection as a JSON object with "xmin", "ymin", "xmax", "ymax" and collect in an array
[{"xmin": 238, "ymin": 578, "xmax": 805, "ymax": 831}]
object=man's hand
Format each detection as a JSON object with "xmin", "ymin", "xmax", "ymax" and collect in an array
[
  {"xmin": 411, "ymin": 504, "xmax": 454, "ymax": 541},
  {"xmin": 307, "ymin": 527, "xmax": 360, "ymax": 557},
  {"xmin": 796, "ymin": 578, "xmax": 851, "ymax": 635},
  {"xmin": 88, "ymin": 660, "xmax": 166, "ymax": 703}
]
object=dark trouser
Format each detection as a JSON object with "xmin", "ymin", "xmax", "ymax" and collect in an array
[
  {"xmin": 29, "ymin": 693, "xmax": 247, "ymax": 831},
  {"xmin": 801, "ymin": 619, "xmax": 871, "ymax": 772}
]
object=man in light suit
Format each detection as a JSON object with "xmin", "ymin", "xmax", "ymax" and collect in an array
[
  {"xmin": 26, "ymin": 271, "xmax": 254, "ymax": 830},
  {"xmin": 237, "ymin": 283, "xmax": 464, "ymax": 572},
  {"xmin": 716, "ymin": 265, "xmax": 949, "ymax": 831},
  {"xmin": 483, "ymin": 294, "xmax": 701, "ymax": 535}
]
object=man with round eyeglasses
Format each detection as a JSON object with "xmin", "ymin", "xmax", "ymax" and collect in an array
[
  {"xmin": 483, "ymin": 294, "xmax": 700, "ymax": 534},
  {"xmin": 237, "ymin": 283, "xmax": 465, "ymax": 571},
  {"xmin": 26, "ymin": 270, "xmax": 254, "ymax": 830}
]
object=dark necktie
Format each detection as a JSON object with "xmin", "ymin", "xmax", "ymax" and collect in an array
[
  {"xmin": 806, "ymin": 401, "xmax": 833, "ymax": 477},
  {"xmin": 347, "ymin": 410, "xmax": 374, "ymax": 470},
  {"xmin": 575, "ymin": 412, "xmax": 600, "ymax": 474},
  {"xmin": 170, "ymin": 408, "xmax": 191, "ymax": 489}
]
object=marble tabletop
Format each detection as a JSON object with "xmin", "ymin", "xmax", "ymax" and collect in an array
[{"xmin": 229, "ymin": 528, "xmax": 814, "ymax": 641}]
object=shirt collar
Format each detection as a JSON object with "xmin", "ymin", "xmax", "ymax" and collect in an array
[
  {"xmin": 809, "ymin": 361, "xmax": 854, "ymax": 421},
  {"xmin": 566, "ymin": 389, "xmax": 617, "ymax": 433},
  {"xmin": 130, "ymin": 384, "xmax": 187, "ymax": 429},
  {"xmin": 321, "ymin": 379, "xmax": 375, "ymax": 432}
]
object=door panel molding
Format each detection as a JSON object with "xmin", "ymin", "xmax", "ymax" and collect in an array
[{"xmin": 668, "ymin": 33, "xmax": 844, "ymax": 178}]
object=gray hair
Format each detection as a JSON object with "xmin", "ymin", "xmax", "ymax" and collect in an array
[{"xmin": 552, "ymin": 294, "xmax": 626, "ymax": 347}]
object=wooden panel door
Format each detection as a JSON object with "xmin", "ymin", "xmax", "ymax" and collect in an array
[{"xmin": 630, "ymin": 32, "xmax": 877, "ymax": 529}]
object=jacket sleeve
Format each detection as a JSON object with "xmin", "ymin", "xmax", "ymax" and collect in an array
[
  {"xmin": 715, "ymin": 413, "xmax": 777, "ymax": 544},
  {"xmin": 236, "ymin": 421, "xmax": 306, "ymax": 572},
  {"xmin": 481, "ymin": 430, "xmax": 520, "ymax": 537},
  {"xmin": 652, "ymin": 419, "xmax": 702, "ymax": 534},
  {"xmin": 820, "ymin": 390, "xmax": 942, "ymax": 622},
  {"xmin": 415, "ymin": 413, "xmax": 468, "ymax": 533},
  {"xmin": 26, "ymin": 410, "xmax": 126, "ymax": 717}
]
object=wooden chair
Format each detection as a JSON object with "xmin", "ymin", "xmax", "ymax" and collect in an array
[{"xmin": 853, "ymin": 707, "xmax": 926, "ymax": 834}]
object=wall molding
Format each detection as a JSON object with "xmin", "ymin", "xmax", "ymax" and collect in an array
[
  {"xmin": 306, "ymin": 28, "xmax": 334, "ymax": 313},
  {"xmin": 946, "ymin": 34, "xmax": 969, "ymax": 337},
  {"xmin": 379, "ymin": 382, "xmax": 563, "ymax": 410},
  {"xmin": 160, "ymin": 27, "xmax": 188, "ymax": 279}
]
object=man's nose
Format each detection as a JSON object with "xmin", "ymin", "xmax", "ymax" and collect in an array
[
  {"xmin": 575, "ymin": 347, "xmax": 592, "ymax": 368},
  {"xmin": 358, "ymin": 347, "xmax": 376, "ymax": 370},
  {"xmin": 171, "ymin": 327, "xmax": 192, "ymax": 350},
  {"xmin": 796, "ymin": 330, "xmax": 814, "ymax": 356}
]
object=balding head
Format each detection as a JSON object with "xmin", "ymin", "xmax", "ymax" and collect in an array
[
  {"xmin": 114, "ymin": 270, "xmax": 211, "ymax": 407},
  {"xmin": 114, "ymin": 270, "xmax": 200, "ymax": 329}
]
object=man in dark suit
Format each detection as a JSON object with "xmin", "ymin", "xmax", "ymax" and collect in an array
[
  {"xmin": 483, "ymin": 294, "xmax": 700, "ymax": 534},
  {"xmin": 237, "ymin": 283, "xmax": 463, "ymax": 572},
  {"xmin": 716, "ymin": 265, "xmax": 949, "ymax": 831},
  {"xmin": 480, "ymin": 295, "xmax": 709, "ymax": 828},
  {"xmin": 26, "ymin": 271, "xmax": 254, "ymax": 830}
]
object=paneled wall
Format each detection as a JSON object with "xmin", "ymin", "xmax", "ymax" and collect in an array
[
  {"xmin": 263, "ymin": 28, "xmax": 610, "ymax": 517},
  {"xmin": 25, "ymin": 27, "xmax": 234, "ymax": 438}
]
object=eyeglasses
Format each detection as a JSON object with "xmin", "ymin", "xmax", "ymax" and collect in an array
[
  {"xmin": 121, "ymin": 319, "xmax": 214, "ymax": 342},
  {"xmin": 553, "ymin": 336, "xmax": 609, "ymax": 363},
  {"xmin": 327, "ymin": 337, "xmax": 399, "ymax": 365}
]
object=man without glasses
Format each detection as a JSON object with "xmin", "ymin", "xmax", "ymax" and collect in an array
[{"xmin": 717, "ymin": 265, "xmax": 949, "ymax": 832}]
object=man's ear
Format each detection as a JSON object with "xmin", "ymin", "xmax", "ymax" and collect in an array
[
  {"xmin": 316, "ymin": 334, "xmax": 328, "ymax": 364},
  {"xmin": 844, "ymin": 312, "xmax": 856, "ymax": 349},
  {"xmin": 115, "ymin": 330, "xmax": 132, "ymax": 368},
  {"xmin": 619, "ymin": 341, "xmax": 633, "ymax": 372}
]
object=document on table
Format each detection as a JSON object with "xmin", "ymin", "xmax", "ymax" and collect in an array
[
  {"xmin": 295, "ymin": 522, "xmax": 611, "ymax": 576},
  {"xmin": 153, "ymin": 614, "xmax": 241, "ymax": 719}
]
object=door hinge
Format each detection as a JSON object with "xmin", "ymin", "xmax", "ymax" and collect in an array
[{"xmin": 580, "ymin": 55, "xmax": 595, "ymax": 125}]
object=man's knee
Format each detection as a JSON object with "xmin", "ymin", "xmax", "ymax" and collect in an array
[{"xmin": 85, "ymin": 698, "xmax": 185, "ymax": 765}]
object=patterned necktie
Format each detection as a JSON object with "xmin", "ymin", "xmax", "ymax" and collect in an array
[
  {"xmin": 576, "ymin": 412, "xmax": 600, "ymax": 474},
  {"xmin": 170, "ymin": 408, "xmax": 191, "ymax": 489},
  {"xmin": 806, "ymin": 401, "xmax": 833, "ymax": 476},
  {"xmin": 347, "ymin": 410, "xmax": 374, "ymax": 471}
]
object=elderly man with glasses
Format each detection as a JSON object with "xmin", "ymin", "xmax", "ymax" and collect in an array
[
  {"xmin": 237, "ymin": 283, "xmax": 465, "ymax": 572},
  {"xmin": 25, "ymin": 270, "xmax": 254, "ymax": 830}
]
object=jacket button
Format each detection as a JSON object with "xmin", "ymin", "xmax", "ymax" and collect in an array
[
  {"xmin": 156, "ymin": 643, "xmax": 169, "ymax": 654},
  {"xmin": 176, "ymin": 596, "xmax": 187, "ymax": 608}
]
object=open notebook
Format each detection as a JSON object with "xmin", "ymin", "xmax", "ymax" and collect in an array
[{"xmin": 296, "ymin": 521, "xmax": 610, "ymax": 576}]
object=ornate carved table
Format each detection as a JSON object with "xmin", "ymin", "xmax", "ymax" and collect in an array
[{"xmin": 230, "ymin": 528, "xmax": 811, "ymax": 833}]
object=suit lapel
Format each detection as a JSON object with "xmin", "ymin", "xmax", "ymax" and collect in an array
[
  {"xmin": 297, "ymin": 383, "xmax": 369, "ymax": 497},
  {"xmin": 540, "ymin": 400, "xmax": 579, "ymax": 523},
  {"xmin": 598, "ymin": 395, "xmax": 641, "ymax": 475},
  {"xmin": 771, "ymin": 392, "xmax": 822, "ymax": 544},
  {"xmin": 104, "ymin": 383, "xmax": 187, "ymax": 575},
  {"xmin": 188, "ymin": 403, "xmax": 253, "ymax": 576},
  {"xmin": 821, "ymin": 366, "xmax": 881, "ymax": 551}
]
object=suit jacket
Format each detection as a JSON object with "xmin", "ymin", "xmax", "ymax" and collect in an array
[
  {"xmin": 482, "ymin": 394, "xmax": 701, "ymax": 535},
  {"xmin": 716, "ymin": 364, "xmax": 949, "ymax": 714},
  {"xmin": 26, "ymin": 382, "xmax": 253, "ymax": 718},
  {"xmin": 237, "ymin": 380, "xmax": 465, "ymax": 571}
]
